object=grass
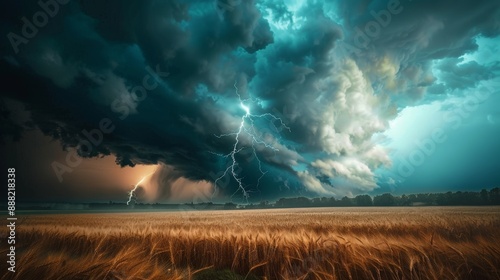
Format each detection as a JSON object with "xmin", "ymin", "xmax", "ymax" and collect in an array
[{"xmin": 1, "ymin": 207, "xmax": 499, "ymax": 279}]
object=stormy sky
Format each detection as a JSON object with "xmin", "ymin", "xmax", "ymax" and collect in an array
[{"xmin": 1, "ymin": 0, "xmax": 499, "ymax": 203}]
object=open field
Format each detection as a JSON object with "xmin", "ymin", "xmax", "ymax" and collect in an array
[{"xmin": 2, "ymin": 207, "xmax": 500, "ymax": 280}]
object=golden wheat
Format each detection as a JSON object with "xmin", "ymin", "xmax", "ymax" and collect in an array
[{"xmin": 1, "ymin": 207, "xmax": 499, "ymax": 280}]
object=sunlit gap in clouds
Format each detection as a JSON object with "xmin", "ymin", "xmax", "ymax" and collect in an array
[
  {"xmin": 127, "ymin": 164, "xmax": 214, "ymax": 204},
  {"xmin": 127, "ymin": 167, "xmax": 157, "ymax": 205}
]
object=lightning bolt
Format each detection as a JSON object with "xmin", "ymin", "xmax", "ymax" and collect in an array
[
  {"xmin": 212, "ymin": 81, "xmax": 290, "ymax": 200},
  {"xmin": 127, "ymin": 170, "xmax": 156, "ymax": 205}
]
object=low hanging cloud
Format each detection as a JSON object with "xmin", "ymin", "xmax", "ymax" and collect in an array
[{"xmin": 1, "ymin": 0, "xmax": 499, "ymax": 201}]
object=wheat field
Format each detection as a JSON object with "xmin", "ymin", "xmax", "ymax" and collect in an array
[{"xmin": 1, "ymin": 207, "xmax": 499, "ymax": 280}]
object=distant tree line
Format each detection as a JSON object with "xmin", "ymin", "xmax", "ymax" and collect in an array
[
  {"xmin": 18, "ymin": 188, "xmax": 500, "ymax": 211},
  {"xmin": 244, "ymin": 187, "xmax": 500, "ymax": 209}
]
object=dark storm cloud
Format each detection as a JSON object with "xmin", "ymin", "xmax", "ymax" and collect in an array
[
  {"xmin": 79, "ymin": 0, "xmax": 273, "ymax": 95},
  {"xmin": 432, "ymin": 57, "xmax": 500, "ymax": 91},
  {"xmin": 0, "ymin": 99, "xmax": 24, "ymax": 143},
  {"xmin": 1, "ymin": 0, "xmax": 499, "ymax": 200},
  {"xmin": 0, "ymin": 0, "xmax": 302, "ymax": 200},
  {"xmin": 334, "ymin": 0, "xmax": 500, "ymax": 99}
]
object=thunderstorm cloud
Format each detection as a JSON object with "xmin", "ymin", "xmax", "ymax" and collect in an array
[{"xmin": 1, "ymin": 0, "xmax": 499, "ymax": 201}]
